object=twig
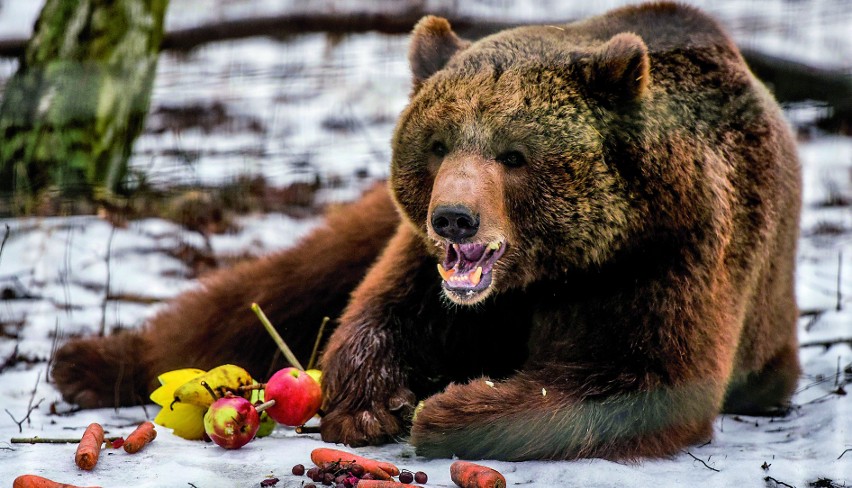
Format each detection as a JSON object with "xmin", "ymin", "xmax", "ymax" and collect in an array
[
  {"xmin": 5, "ymin": 371, "xmax": 45, "ymax": 433},
  {"xmin": 307, "ymin": 316, "xmax": 329, "ymax": 370},
  {"xmin": 234, "ymin": 383, "xmax": 266, "ymax": 394},
  {"xmin": 799, "ymin": 338, "xmax": 852, "ymax": 348},
  {"xmin": 251, "ymin": 303, "xmax": 304, "ymax": 371},
  {"xmin": 11, "ymin": 436, "xmax": 122, "ymax": 444},
  {"xmin": 0, "ymin": 223, "xmax": 10, "ymax": 267},
  {"xmin": 254, "ymin": 400, "xmax": 276, "ymax": 413},
  {"xmin": 839, "ymin": 448, "xmax": 851, "ymax": 460},
  {"xmin": 295, "ymin": 425, "xmax": 321, "ymax": 434},
  {"xmin": 45, "ymin": 319, "xmax": 61, "ymax": 383},
  {"xmin": 684, "ymin": 450, "xmax": 720, "ymax": 472},
  {"xmin": 800, "ymin": 391, "xmax": 842, "ymax": 406},
  {"xmin": 764, "ymin": 476, "xmax": 796, "ymax": 488},
  {"xmin": 802, "ymin": 309, "xmax": 825, "ymax": 332},
  {"xmin": 837, "ymin": 251, "xmax": 843, "ymax": 311},
  {"xmin": 60, "ymin": 226, "xmax": 75, "ymax": 316},
  {"xmin": 836, "ymin": 356, "xmax": 842, "ymax": 387},
  {"xmin": 99, "ymin": 224, "xmax": 116, "ymax": 337}
]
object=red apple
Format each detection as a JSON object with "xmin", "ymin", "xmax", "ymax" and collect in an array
[
  {"xmin": 203, "ymin": 395, "xmax": 260, "ymax": 449},
  {"xmin": 264, "ymin": 367, "xmax": 322, "ymax": 426}
]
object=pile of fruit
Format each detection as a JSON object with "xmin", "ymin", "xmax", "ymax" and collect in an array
[{"xmin": 152, "ymin": 363, "xmax": 322, "ymax": 449}]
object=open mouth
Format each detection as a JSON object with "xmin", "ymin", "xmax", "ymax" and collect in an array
[{"xmin": 436, "ymin": 240, "xmax": 507, "ymax": 299}]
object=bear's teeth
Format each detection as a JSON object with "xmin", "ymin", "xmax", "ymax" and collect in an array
[
  {"xmin": 487, "ymin": 241, "xmax": 501, "ymax": 250},
  {"xmin": 470, "ymin": 267, "xmax": 483, "ymax": 286},
  {"xmin": 437, "ymin": 263, "xmax": 455, "ymax": 281}
]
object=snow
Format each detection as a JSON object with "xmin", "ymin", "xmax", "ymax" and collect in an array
[
  {"xmin": 1, "ymin": 0, "xmax": 851, "ymax": 487},
  {"xmin": 0, "ymin": 144, "xmax": 849, "ymax": 488}
]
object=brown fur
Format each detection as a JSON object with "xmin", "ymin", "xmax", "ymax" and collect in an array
[
  {"xmin": 52, "ymin": 184, "xmax": 399, "ymax": 408},
  {"xmin": 52, "ymin": 2, "xmax": 801, "ymax": 461}
]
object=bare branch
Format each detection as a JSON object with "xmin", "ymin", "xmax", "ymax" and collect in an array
[
  {"xmin": 764, "ymin": 476, "xmax": 796, "ymax": 488},
  {"xmin": 684, "ymin": 451, "xmax": 720, "ymax": 472},
  {"xmin": 11, "ymin": 436, "xmax": 121, "ymax": 444},
  {"xmin": 837, "ymin": 251, "xmax": 843, "ymax": 311},
  {"xmin": 99, "ymin": 224, "xmax": 117, "ymax": 337},
  {"xmin": 5, "ymin": 371, "xmax": 45, "ymax": 433},
  {"xmin": 0, "ymin": 223, "xmax": 10, "ymax": 267},
  {"xmin": 45, "ymin": 319, "xmax": 61, "ymax": 384},
  {"xmin": 799, "ymin": 338, "xmax": 852, "ymax": 348}
]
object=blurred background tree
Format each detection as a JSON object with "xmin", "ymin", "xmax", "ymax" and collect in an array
[{"xmin": 0, "ymin": 0, "xmax": 168, "ymax": 215}]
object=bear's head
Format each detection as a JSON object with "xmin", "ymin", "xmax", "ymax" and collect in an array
[{"xmin": 391, "ymin": 16, "xmax": 652, "ymax": 305}]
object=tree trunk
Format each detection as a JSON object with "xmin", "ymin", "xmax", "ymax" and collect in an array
[{"xmin": 0, "ymin": 0, "xmax": 168, "ymax": 214}]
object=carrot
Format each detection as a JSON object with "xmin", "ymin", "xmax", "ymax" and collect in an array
[
  {"xmin": 74, "ymin": 423, "xmax": 104, "ymax": 470},
  {"xmin": 123, "ymin": 421, "xmax": 157, "ymax": 453},
  {"xmin": 13, "ymin": 474, "xmax": 102, "ymax": 488},
  {"xmin": 450, "ymin": 461, "xmax": 507, "ymax": 488},
  {"xmin": 310, "ymin": 447, "xmax": 399, "ymax": 480},
  {"xmin": 356, "ymin": 481, "xmax": 417, "ymax": 488}
]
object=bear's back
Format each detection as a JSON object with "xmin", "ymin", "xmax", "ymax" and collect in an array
[{"xmin": 451, "ymin": 2, "xmax": 748, "ymax": 94}]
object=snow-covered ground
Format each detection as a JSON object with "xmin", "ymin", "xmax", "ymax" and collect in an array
[
  {"xmin": 0, "ymin": 137, "xmax": 849, "ymax": 487},
  {"xmin": 0, "ymin": 1, "xmax": 851, "ymax": 487}
]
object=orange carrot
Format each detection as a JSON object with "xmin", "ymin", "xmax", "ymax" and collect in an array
[
  {"xmin": 74, "ymin": 423, "xmax": 104, "ymax": 470},
  {"xmin": 123, "ymin": 421, "xmax": 157, "ymax": 453},
  {"xmin": 310, "ymin": 447, "xmax": 399, "ymax": 480},
  {"xmin": 450, "ymin": 461, "xmax": 507, "ymax": 488},
  {"xmin": 356, "ymin": 481, "xmax": 417, "ymax": 488},
  {"xmin": 13, "ymin": 474, "xmax": 102, "ymax": 488}
]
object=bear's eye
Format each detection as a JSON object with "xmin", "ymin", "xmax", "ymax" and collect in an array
[
  {"xmin": 497, "ymin": 150, "xmax": 526, "ymax": 168},
  {"xmin": 430, "ymin": 141, "xmax": 449, "ymax": 158}
]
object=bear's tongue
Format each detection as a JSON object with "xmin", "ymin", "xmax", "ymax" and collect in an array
[{"xmin": 437, "ymin": 241, "xmax": 505, "ymax": 289}]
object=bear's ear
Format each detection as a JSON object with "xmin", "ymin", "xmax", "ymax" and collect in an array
[
  {"xmin": 408, "ymin": 16, "xmax": 470, "ymax": 89},
  {"xmin": 581, "ymin": 32, "xmax": 650, "ymax": 105}
]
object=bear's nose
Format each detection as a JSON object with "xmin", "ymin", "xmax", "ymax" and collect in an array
[{"xmin": 431, "ymin": 205, "xmax": 479, "ymax": 242}]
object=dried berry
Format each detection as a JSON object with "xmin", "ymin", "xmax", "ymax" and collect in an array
[
  {"xmin": 307, "ymin": 467, "xmax": 321, "ymax": 481},
  {"xmin": 292, "ymin": 464, "xmax": 306, "ymax": 476},
  {"xmin": 399, "ymin": 471, "xmax": 414, "ymax": 484},
  {"xmin": 349, "ymin": 464, "xmax": 365, "ymax": 477},
  {"xmin": 414, "ymin": 471, "xmax": 428, "ymax": 483},
  {"xmin": 260, "ymin": 478, "xmax": 279, "ymax": 487}
]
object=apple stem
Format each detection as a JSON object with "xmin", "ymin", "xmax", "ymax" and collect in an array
[
  {"xmin": 254, "ymin": 399, "xmax": 276, "ymax": 413},
  {"xmin": 251, "ymin": 303, "xmax": 305, "ymax": 371},
  {"xmin": 307, "ymin": 316, "xmax": 329, "ymax": 371}
]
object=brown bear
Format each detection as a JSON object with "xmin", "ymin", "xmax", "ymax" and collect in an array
[{"xmin": 52, "ymin": 2, "xmax": 802, "ymax": 461}]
